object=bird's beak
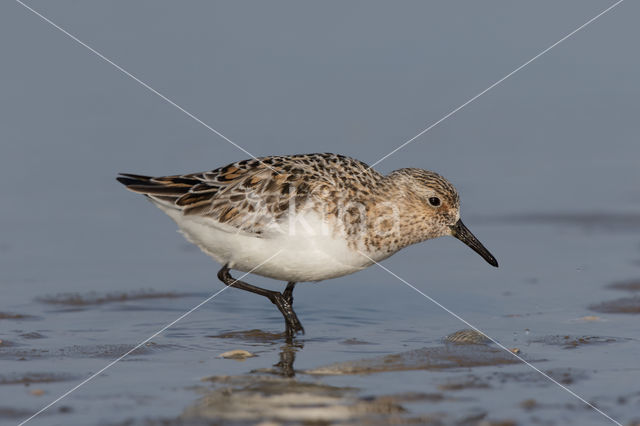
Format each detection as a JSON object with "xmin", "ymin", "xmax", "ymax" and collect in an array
[{"xmin": 449, "ymin": 219, "xmax": 498, "ymax": 267}]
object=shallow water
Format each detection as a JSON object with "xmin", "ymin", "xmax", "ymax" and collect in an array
[
  {"xmin": 2, "ymin": 1, "xmax": 640, "ymax": 425},
  {"xmin": 2, "ymin": 220, "xmax": 640, "ymax": 425}
]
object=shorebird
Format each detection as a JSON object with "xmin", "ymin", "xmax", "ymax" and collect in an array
[{"xmin": 117, "ymin": 153, "xmax": 498, "ymax": 338}]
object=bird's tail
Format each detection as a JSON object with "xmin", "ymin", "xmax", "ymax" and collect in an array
[{"xmin": 116, "ymin": 173, "xmax": 199, "ymax": 207}]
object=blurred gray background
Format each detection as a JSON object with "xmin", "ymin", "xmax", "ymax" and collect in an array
[{"xmin": 1, "ymin": 1, "xmax": 639, "ymax": 425}]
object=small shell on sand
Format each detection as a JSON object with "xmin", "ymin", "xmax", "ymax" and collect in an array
[
  {"xmin": 219, "ymin": 350, "xmax": 256, "ymax": 360},
  {"xmin": 577, "ymin": 315, "xmax": 603, "ymax": 321},
  {"xmin": 445, "ymin": 329, "xmax": 490, "ymax": 345}
]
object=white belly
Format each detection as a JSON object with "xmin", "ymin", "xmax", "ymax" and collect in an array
[{"xmin": 157, "ymin": 204, "xmax": 378, "ymax": 282}]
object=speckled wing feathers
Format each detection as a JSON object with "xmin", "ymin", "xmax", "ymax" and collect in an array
[{"xmin": 117, "ymin": 153, "xmax": 383, "ymax": 235}]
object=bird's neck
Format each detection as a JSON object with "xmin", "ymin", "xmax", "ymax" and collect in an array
[{"xmin": 354, "ymin": 174, "xmax": 440, "ymax": 256}]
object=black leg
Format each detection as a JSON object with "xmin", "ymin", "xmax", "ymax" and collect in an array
[
  {"xmin": 218, "ymin": 265, "xmax": 304, "ymax": 339},
  {"xmin": 283, "ymin": 282, "xmax": 296, "ymax": 305}
]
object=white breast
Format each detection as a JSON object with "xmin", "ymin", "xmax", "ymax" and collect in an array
[{"xmin": 157, "ymin": 204, "xmax": 377, "ymax": 282}]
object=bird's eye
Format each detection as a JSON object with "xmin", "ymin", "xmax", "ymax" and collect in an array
[{"xmin": 428, "ymin": 197, "xmax": 441, "ymax": 207}]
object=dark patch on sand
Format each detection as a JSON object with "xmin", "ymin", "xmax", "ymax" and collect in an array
[
  {"xmin": 607, "ymin": 280, "xmax": 640, "ymax": 292},
  {"xmin": 19, "ymin": 332, "xmax": 46, "ymax": 340},
  {"xmin": 518, "ymin": 398, "xmax": 581, "ymax": 413},
  {"xmin": 36, "ymin": 290, "xmax": 188, "ymax": 306},
  {"xmin": 0, "ymin": 339, "xmax": 17, "ymax": 348},
  {"xmin": 480, "ymin": 420, "xmax": 517, "ymax": 426},
  {"xmin": 439, "ymin": 368, "xmax": 589, "ymax": 397},
  {"xmin": 363, "ymin": 392, "xmax": 446, "ymax": 404},
  {"xmin": 108, "ymin": 418, "xmax": 212, "ymax": 426},
  {"xmin": 0, "ymin": 407, "xmax": 36, "ymax": 420},
  {"xmin": 530, "ymin": 335, "xmax": 621, "ymax": 349},
  {"xmin": 438, "ymin": 375, "xmax": 491, "ymax": 391},
  {"xmin": 306, "ymin": 345, "xmax": 520, "ymax": 375},
  {"xmin": 490, "ymin": 368, "xmax": 588, "ymax": 386},
  {"xmin": 502, "ymin": 311, "xmax": 544, "ymax": 318},
  {"xmin": 589, "ymin": 297, "xmax": 640, "ymax": 314},
  {"xmin": 341, "ymin": 338, "xmax": 375, "ymax": 345},
  {"xmin": 208, "ymin": 329, "xmax": 284, "ymax": 343},
  {"xmin": 0, "ymin": 342, "xmax": 174, "ymax": 361},
  {"xmin": 0, "ymin": 312, "xmax": 37, "ymax": 320},
  {"xmin": 60, "ymin": 342, "xmax": 178, "ymax": 359},
  {"xmin": 0, "ymin": 372, "xmax": 77, "ymax": 385},
  {"xmin": 61, "ymin": 344, "xmax": 151, "ymax": 358},
  {"xmin": 0, "ymin": 346, "xmax": 50, "ymax": 361},
  {"xmin": 202, "ymin": 374, "xmax": 357, "ymax": 395}
]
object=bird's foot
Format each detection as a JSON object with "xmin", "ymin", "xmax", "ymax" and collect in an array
[{"xmin": 270, "ymin": 293, "xmax": 305, "ymax": 340}]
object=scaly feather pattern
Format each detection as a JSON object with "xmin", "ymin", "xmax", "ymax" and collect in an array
[{"xmin": 117, "ymin": 153, "xmax": 383, "ymax": 236}]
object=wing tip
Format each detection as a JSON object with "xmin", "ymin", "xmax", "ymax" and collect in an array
[
  {"xmin": 116, "ymin": 173, "xmax": 155, "ymax": 194},
  {"xmin": 117, "ymin": 173, "xmax": 151, "ymax": 184},
  {"xmin": 116, "ymin": 173, "xmax": 195, "ymax": 197}
]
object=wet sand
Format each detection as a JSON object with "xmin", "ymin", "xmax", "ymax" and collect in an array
[
  {"xmin": 3, "ymin": 219, "xmax": 640, "ymax": 426},
  {"xmin": 3, "ymin": 216, "xmax": 640, "ymax": 425},
  {"xmin": 2, "ymin": 267, "xmax": 640, "ymax": 425}
]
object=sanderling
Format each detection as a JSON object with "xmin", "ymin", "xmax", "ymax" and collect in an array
[{"xmin": 117, "ymin": 153, "xmax": 497, "ymax": 338}]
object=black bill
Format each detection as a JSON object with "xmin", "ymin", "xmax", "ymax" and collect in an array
[{"xmin": 450, "ymin": 219, "xmax": 498, "ymax": 267}]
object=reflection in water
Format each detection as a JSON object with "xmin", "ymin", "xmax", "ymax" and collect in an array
[
  {"xmin": 190, "ymin": 333, "xmax": 533, "ymax": 424},
  {"xmin": 187, "ymin": 336, "xmax": 413, "ymax": 424},
  {"xmin": 273, "ymin": 340, "xmax": 303, "ymax": 377},
  {"xmin": 209, "ymin": 328, "xmax": 303, "ymax": 376}
]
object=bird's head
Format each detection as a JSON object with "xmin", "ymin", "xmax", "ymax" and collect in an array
[{"xmin": 389, "ymin": 168, "xmax": 498, "ymax": 267}]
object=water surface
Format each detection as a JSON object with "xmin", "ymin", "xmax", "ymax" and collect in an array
[{"xmin": 1, "ymin": 1, "xmax": 640, "ymax": 425}]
